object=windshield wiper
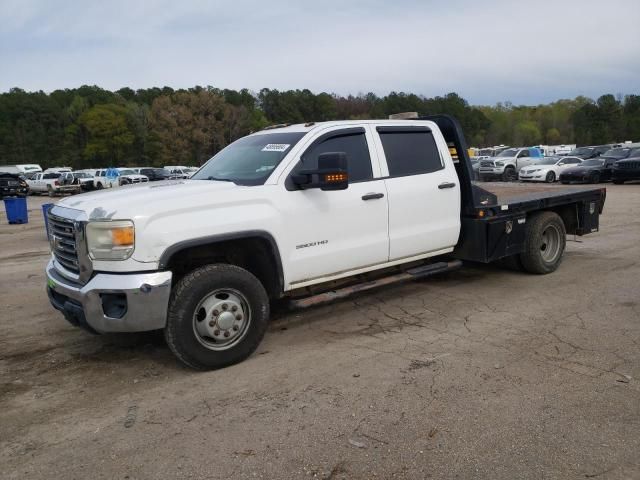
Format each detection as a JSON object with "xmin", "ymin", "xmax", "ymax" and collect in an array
[{"xmin": 207, "ymin": 176, "xmax": 234, "ymax": 182}]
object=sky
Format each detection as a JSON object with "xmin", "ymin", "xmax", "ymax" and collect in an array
[{"xmin": 1, "ymin": 0, "xmax": 639, "ymax": 105}]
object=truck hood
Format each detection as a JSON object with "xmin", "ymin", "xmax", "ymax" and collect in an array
[{"xmin": 58, "ymin": 179, "xmax": 238, "ymax": 220}]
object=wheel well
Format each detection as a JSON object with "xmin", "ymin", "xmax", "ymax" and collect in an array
[
  {"xmin": 164, "ymin": 236, "xmax": 283, "ymax": 299},
  {"xmin": 545, "ymin": 205, "xmax": 578, "ymax": 235}
]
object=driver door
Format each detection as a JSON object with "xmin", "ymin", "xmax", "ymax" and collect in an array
[{"xmin": 279, "ymin": 126, "xmax": 389, "ymax": 287}]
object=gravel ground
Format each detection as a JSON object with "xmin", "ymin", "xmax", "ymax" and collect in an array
[{"xmin": 1, "ymin": 187, "xmax": 639, "ymax": 479}]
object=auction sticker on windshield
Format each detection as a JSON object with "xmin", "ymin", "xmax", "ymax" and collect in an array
[{"xmin": 262, "ymin": 144, "xmax": 290, "ymax": 152}]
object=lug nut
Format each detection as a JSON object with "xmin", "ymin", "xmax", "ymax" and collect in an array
[
  {"xmin": 233, "ymin": 325, "xmax": 239, "ymax": 331},
  {"xmin": 212, "ymin": 309, "xmax": 219, "ymax": 316},
  {"xmin": 236, "ymin": 314, "xmax": 242, "ymax": 320},
  {"xmin": 231, "ymin": 305, "xmax": 238, "ymax": 312},
  {"xmin": 222, "ymin": 303, "xmax": 228, "ymax": 310},
  {"xmin": 224, "ymin": 331, "xmax": 230, "ymax": 337},
  {"xmin": 209, "ymin": 321, "xmax": 215, "ymax": 327},
  {"xmin": 214, "ymin": 330, "xmax": 220, "ymax": 336}
]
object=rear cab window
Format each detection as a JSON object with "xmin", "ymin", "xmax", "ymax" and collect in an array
[{"xmin": 376, "ymin": 127, "xmax": 444, "ymax": 177}]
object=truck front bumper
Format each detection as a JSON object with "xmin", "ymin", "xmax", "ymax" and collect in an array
[{"xmin": 46, "ymin": 260, "xmax": 172, "ymax": 333}]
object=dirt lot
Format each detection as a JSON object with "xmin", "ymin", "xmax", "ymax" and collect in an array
[{"xmin": 1, "ymin": 188, "xmax": 639, "ymax": 479}]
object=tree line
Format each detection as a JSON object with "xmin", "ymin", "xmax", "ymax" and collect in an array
[{"xmin": 0, "ymin": 85, "xmax": 639, "ymax": 169}]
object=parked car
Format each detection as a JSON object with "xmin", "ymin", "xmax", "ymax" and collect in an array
[
  {"xmin": 137, "ymin": 168, "xmax": 172, "ymax": 181},
  {"xmin": 0, "ymin": 164, "xmax": 42, "ymax": 175},
  {"xmin": 0, "ymin": 172, "xmax": 29, "ymax": 198},
  {"xmin": 71, "ymin": 171, "xmax": 96, "ymax": 191},
  {"xmin": 44, "ymin": 116, "xmax": 606, "ymax": 370},
  {"xmin": 27, "ymin": 172, "xmax": 81, "ymax": 196},
  {"xmin": 612, "ymin": 155, "xmax": 640, "ymax": 184},
  {"xmin": 478, "ymin": 147, "xmax": 544, "ymax": 181},
  {"xmin": 519, "ymin": 156, "xmax": 583, "ymax": 183},
  {"xmin": 559, "ymin": 158, "xmax": 618, "ymax": 184},
  {"xmin": 94, "ymin": 169, "xmax": 119, "ymax": 189},
  {"xmin": 598, "ymin": 146, "xmax": 640, "ymax": 165},
  {"xmin": 564, "ymin": 145, "xmax": 609, "ymax": 160},
  {"xmin": 165, "ymin": 166, "xmax": 198, "ymax": 179},
  {"xmin": 117, "ymin": 168, "xmax": 149, "ymax": 185}
]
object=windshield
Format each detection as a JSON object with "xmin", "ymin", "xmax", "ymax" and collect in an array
[
  {"xmin": 581, "ymin": 159, "xmax": 604, "ymax": 167},
  {"xmin": 192, "ymin": 132, "xmax": 306, "ymax": 185},
  {"xmin": 73, "ymin": 172, "xmax": 91, "ymax": 178},
  {"xmin": 569, "ymin": 147, "xmax": 593, "ymax": 156},
  {"xmin": 497, "ymin": 148, "xmax": 519, "ymax": 157},
  {"xmin": 534, "ymin": 158, "xmax": 560, "ymax": 165},
  {"xmin": 119, "ymin": 169, "xmax": 136, "ymax": 175},
  {"xmin": 603, "ymin": 148, "xmax": 630, "ymax": 158}
]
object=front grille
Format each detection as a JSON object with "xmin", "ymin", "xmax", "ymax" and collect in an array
[
  {"xmin": 617, "ymin": 161, "xmax": 640, "ymax": 169},
  {"xmin": 48, "ymin": 214, "xmax": 79, "ymax": 274},
  {"xmin": 480, "ymin": 161, "xmax": 495, "ymax": 167}
]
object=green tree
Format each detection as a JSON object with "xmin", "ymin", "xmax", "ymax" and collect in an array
[{"xmin": 79, "ymin": 104, "xmax": 135, "ymax": 165}]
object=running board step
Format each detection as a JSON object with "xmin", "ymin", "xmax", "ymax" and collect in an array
[{"xmin": 289, "ymin": 260, "xmax": 463, "ymax": 309}]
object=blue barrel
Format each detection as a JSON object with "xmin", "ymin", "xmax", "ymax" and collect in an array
[
  {"xmin": 3, "ymin": 196, "xmax": 29, "ymax": 224},
  {"xmin": 42, "ymin": 203, "xmax": 54, "ymax": 238}
]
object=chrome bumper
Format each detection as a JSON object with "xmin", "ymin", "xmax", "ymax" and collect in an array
[{"xmin": 46, "ymin": 259, "xmax": 172, "ymax": 333}]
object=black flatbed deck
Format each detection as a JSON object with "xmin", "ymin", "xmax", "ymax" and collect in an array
[{"xmin": 473, "ymin": 181, "xmax": 605, "ymax": 209}]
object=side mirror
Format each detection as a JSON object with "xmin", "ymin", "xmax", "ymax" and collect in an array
[{"xmin": 292, "ymin": 152, "xmax": 349, "ymax": 191}]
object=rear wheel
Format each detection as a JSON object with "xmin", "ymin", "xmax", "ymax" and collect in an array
[
  {"xmin": 164, "ymin": 264, "xmax": 270, "ymax": 370},
  {"xmin": 96, "ymin": 182, "xmax": 103, "ymax": 190},
  {"xmin": 590, "ymin": 172, "xmax": 601, "ymax": 183},
  {"xmin": 545, "ymin": 171, "xmax": 556, "ymax": 183},
  {"xmin": 520, "ymin": 212, "xmax": 566, "ymax": 274},
  {"xmin": 613, "ymin": 179, "xmax": 624, "ymax": 185}
]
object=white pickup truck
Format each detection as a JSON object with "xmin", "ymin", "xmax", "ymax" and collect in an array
[
  {"xmin": 478, "ymin": 147, "xmax": 544, "ymax": 181},
  {"xmin": 45, "ymin": 116, "xmax": 606, "ymax": 370},
  {"xmin": 27, "ymin": 172, "xmax": 81, "ymax": 196}
]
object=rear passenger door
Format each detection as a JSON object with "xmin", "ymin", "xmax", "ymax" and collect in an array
[{"xmin": 374, "ymin": 125, "xmax": 461, "ymax": 261}]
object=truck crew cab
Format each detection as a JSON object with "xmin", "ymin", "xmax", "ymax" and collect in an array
[{"xmin": 45, "ymin": 116, "xmax": 606, "ymax": 370}]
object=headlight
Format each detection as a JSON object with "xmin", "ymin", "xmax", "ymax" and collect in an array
[
  {"xmin": 86, "ymin": 220, "xmax": 135, "ymax": 260},
  {"xmin": 529, "ymin": 169, "xmax": 540, "ymax": 173},
  {"xmin": 495, "ymin": 161, "xmax": 504, "ymax": 167}
]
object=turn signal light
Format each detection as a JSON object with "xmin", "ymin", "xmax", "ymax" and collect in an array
[
  {"xmin": 325, "ymin": 173, "xmax": 348, "ymax": 182},
  {"xmin": 112, "ymin": 226, "xmax": 135, "ymax": 246}
]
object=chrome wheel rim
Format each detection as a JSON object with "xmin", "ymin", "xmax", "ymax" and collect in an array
[
  {"xmin": 193, "ymin": 288, "xmax": 251, "ymax": 351},
  {"xmin": 540, "ymin": 224, "xmax": 561, "ymax": 263}
]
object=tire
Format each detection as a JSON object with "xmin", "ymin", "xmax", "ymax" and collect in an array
[
  {"xmin": 164, "ymin": 264, "xmax": 270, "ymax": 370},
  {"xmin": 96, "ymin": 183, "xmax": 103, "ymax": 190},
  {"xmin": 503, "ymin": 167, "xmax": 517, "ymax": 182},
  {"xmin": 545, "ymin": 171, "xmax": 556, "ymax": 183},
  {"xmin": 520, "ymin": 211, "xmax": 566, "ymax": 274},
  {"xmin": 590, "ymin": 172, "xmax": 601, "ymax": 184},
  {"xmin": 612, "ymin": 179, "xmax": 624, "ymax": 185}
]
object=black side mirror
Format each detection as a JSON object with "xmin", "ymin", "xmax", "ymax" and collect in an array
[{"xmin": 292, "ymin": 152, "xmax": 349, "ymax": 191}]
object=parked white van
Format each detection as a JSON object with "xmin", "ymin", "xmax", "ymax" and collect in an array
[{"xmin": 0, "ymin": 164, "xmax": 43, "ymax": 175}]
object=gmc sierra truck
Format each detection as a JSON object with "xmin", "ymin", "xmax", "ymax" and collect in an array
[{"xmin": 45, "ymin": 116, "xmax": 606, "ymax": 370}]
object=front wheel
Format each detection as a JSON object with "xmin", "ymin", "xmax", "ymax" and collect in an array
[
  {"xmin": 545, "ymin": 171, "xmax": 556, "ymax": 183},
  {"xmin": 520, "ymin": 211, "xmax": 566, "ymax": 274},
  {"xmin": 590, "ymin": 172, "xmax": 601, "ymax": 183},
  {"xmin": 164, "ymin": 264, "xmax": 270, "ymax": 370},
  {"xmin": 503, "ymin": 167, "xmax": 517, "ymax": 182}
]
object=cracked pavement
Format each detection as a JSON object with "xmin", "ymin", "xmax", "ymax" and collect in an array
[{"xmin": 1, "ymin": 188, "xmax": 639, "ymax": 479}]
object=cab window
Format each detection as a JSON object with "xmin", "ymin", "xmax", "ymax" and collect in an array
[{"xmin": 295, "ymin": 131, "xmax": 373, "ymax": 183}]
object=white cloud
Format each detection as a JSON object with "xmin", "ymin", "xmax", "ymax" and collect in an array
[{"xmin": 1, "ymin": 0, "xmax": 639, "ymax": 104}]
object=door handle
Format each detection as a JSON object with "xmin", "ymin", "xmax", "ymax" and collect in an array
[
  {"xmin": 361, "ymin": 192, "xmax": 385, "ymax": 201},
  {"xmin": 438, "ymin": 182, "xmax": 456, "ymax": 189}
]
